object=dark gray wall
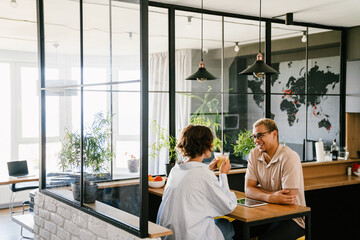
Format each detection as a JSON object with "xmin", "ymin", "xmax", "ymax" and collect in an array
[{"xmin": 346, "ymin": 26, "xmax": 360, "ymax": 61}]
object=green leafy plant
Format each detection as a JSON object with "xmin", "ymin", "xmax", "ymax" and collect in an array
[
  {"xmin": 58, "ymin": 112, "xmax": 114, "ymax": 175},
  {"xmin": 233, "ymin": 129, "xmax": 256, "ymax": 158},
  {"xmin": 149, "ymin": 120, "xmax": 178, "ymax": 164},
  {"xmin": 189, "ymin": 115, "xmax": 223, "ymax": 152}
]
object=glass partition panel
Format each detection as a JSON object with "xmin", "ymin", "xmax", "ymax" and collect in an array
[
  {"xmin": 271, "ymin": 95, "xmax": 306, "ymax": 161},
  {"xmin": 148, "ymin": 93, "xmax": 169, "ymax": 175},
  {"xmin": 44, "ymin": 0, "xmax": 81, "ymax": 88},
  {"xmin": 175, "ymin": 11, "xmax": 222, "ymax": 92},
  {"xmin": 45, "ymin": 86, "xmax": 81, "ymax": 203},
  {"xmin": 307, "ymin": 29, "xmax": 341, "ymax": 95},
  {"xmin": 223, "ymin": 93, "xmax": 264, "ymax": 164},
  {"xmin": 224, "ymin": 17, "xmax": 265, "ymax": 94},
  {"xmin": 271, "ymin": 24, "xmax": 307, "ymax": 95}
]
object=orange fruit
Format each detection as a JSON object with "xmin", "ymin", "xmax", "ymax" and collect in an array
[
  {"xmin": 148, "ymin": 175, "xmax": 154, "ymax": 181},
  {"xmin": 154, "ymin": 176, "xmax": 163, "ymax": 181}
]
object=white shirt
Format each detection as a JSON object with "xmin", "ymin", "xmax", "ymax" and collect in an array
[{"xmin": 156, "ymin": 161, "xmax": 237, "ymax": 240}]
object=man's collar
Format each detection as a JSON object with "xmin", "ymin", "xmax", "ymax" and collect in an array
[{"xmin": 257, "ymin": 144, "xmax": 284, "ymax": 166}]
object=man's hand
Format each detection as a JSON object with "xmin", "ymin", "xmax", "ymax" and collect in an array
[
  {"xmin": 208, "ymin": 158, "xmax": 220, "ymax": 171},
  {"xmin": 268, "ymin": 189, "xmax": 296, "ymax": 205}
]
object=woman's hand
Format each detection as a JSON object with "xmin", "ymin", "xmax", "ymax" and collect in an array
[
  {"xmin": 208, "ymin": 158, "xmax": 220, "ymax": 171},
  {"xmin": 220, "ymin": 158, "xmax": 231, "ymax": 174}
]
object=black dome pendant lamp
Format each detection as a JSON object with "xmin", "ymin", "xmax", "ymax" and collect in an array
[
  {"xmin": 239, "ymin": 0, "xmax": 278, "ymax": 78},
  {"xmin": 186, "ymin": 0, "xmax": 217, "ymax": 82}
]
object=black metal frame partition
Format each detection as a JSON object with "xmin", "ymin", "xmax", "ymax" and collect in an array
[
  {"xmin": 149, "ymin": 1, "xmax": 347, "ymax": 147},
  {"xmin": 36, "ymin": 0, "xmax": 346, "ymax": 238},
  {"xmin": 37, "ymin": 0, "xmax": 149, "ymax": 237}
]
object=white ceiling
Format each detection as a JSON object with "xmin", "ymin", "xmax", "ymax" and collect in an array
[
  {"xmin": 0, "ymin": 0, "xmax": 359, "ymax": 56},
  {"xmin": 154, "ymin": 0, "xmax": 360, "ymax": 27}
]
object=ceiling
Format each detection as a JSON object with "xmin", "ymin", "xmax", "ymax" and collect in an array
[
  {"xmin": 0, "ymin": 0, "xmax": 359, "ymax": 56},
  {"xmin": 153, "ymin": 0, "xmax": 360, "ymax": 27}
]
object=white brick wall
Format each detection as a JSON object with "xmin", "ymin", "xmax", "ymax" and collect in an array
[{"xmin": 34, "ymin": 192, "xmax": 159, "ymax": 240}]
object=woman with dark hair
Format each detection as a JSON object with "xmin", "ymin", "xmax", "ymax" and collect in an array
[{"xmin": 156, "ymin": 125, "xmax": 237, "ymax": 240}]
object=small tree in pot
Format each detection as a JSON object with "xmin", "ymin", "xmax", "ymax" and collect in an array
[{"xmin": 58, "ymin": 112, "xmax": 113, "ymax": 203}]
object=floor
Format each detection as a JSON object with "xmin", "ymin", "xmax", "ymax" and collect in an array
[{"xmin": 0, "ymin": 207, "xmax": 34, "ymax": 240}]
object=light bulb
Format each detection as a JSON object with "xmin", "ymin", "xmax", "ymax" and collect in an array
[
  {"xmin": 10, "ymin": 0, "xmax": 17, "ymax": 8},
  {"xmin": 186, "ymin": 16, "xmax": 192, "ymax": 30},
  {"xmin": 197, "ymin": 78, "xmax": 207, "ymax": 82},
  {"xmin": 253, "ymin": 72, "xmax": 265, "ymax": 79},
  {"xmin": 234, "ymin": 42, "xmax": 239, "ymax": 52},
  {"xmin": 301, "ymin": 32, "xmax": 307, "ymax": 43}
]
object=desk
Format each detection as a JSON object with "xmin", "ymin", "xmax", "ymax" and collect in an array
[
  {"xmin": 149, "ymin": 187, "xmax": 311, "ymax": 240},
  {"xmin": 0, "ymin": 175, "xmax": 39, "ymax": 185}
]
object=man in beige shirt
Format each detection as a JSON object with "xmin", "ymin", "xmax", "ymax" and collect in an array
[{"xmin": 243, "ymin": 118, "xmax": 306, "ymax": 240}]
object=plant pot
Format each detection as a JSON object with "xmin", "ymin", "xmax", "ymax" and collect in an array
[
  {"xmin": 127, "ymin": 158, "xmax": 140, "ymax": 173},
  {"xmin": 71, "ymin": 183, "xmax": 98, "ymax": 203},
  {"xmin": 165, "ymin": 163, "xmax": 175, "ymax": 176}
]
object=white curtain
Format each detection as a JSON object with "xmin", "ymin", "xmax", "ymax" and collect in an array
[{"xmin": 148, "ymin": 49, "xmax": 192, "ymax": 175}]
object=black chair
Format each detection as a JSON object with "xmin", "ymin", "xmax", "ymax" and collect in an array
[{"xmin": 7, "ymin": 161, "xmax": 38, "ymax": 216}]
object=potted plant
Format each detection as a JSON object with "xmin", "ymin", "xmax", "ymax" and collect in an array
[
  {"xmin": 233, "ymin": 129, "xmax": 256, "ymax": 160},
  {"xmin": 150, "ymin": 120, "xmax": 178, "ymax": 176},
  {"xmin": 125, "ymin": 152, "xmax": 140, "ymax": 173},
  {"xmin": 58, "ymin": 112, "xmax": 114, "ymax": 203}
]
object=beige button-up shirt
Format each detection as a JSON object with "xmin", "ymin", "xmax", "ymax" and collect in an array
[{"xmin": 245, "ymin": 144, "xmax": 306, "ymax": 228}]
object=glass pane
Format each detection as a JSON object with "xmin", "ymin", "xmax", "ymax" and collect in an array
[
  {"xmin": 45, "ymin": 86, "xmax": 81, "ymax": 204},
  {"xmin": 308, "ymin": 29, "xmax": 341, "ymax": 95},
  {"xmin": 307, "ymin": 95, "xmax": 340, "ymax": 147},
  {"xmin": 224, "ymin": 94, "xmax": 264, "ymax": 164},
  {"xmin": 271, "ymin": 95, "xmax": 306, "ymax": 161},
  {"xmin": 175, "ymin": 11, "xmax": 221, "ymax": 92},
  {"xmin": 224, "ymin": 17, "xmax": 265, "ymax": 94},
  {"xmin": 44, "ymin": 0, "xmax": 81, "ymax": 88},
  {"xmin": 149, "ymin": 7, "xmax": 168, "ymax": 92},
  {"xmin": 149, "ymin": 93, "xmax": 169, "ymax": 175},
  {"xmin": 271, "ymin": 24, "xmax": 307, "ymax": 94}
]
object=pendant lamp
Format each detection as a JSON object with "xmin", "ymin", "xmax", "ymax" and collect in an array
[
  {"xmin": 186, "ymin": 0, "xmax": 217, "ymax": 82},
  {"xmin": 239, "ymin": 0, "xmax": 278, "ymax": 78}
]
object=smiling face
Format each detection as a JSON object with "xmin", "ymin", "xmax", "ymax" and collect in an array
[{"xmin": 253, "ymin": 124, "xmax": 278, "ymax": 154}]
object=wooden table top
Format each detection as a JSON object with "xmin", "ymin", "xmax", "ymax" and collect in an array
[
  {"xmin": 304, "ymin": 174, "xmax": 360, "ymax": 191},
  {"xmin": 0, "ymin": 175, "xmax": 39, "ymax": 185},
  {"xmin": 149, "ymin": 187, "xmax": 310, "ymax": 223}
]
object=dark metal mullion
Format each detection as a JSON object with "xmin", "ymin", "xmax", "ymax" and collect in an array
[
  {"xmin": 265, "ymin": 20, "xmax": 271, "ymax": 118},
  {"xmin": 305, "ymin": 27, "xmax": 309, "ymax": 160},
  {"xmin": 80, "ymin": 0, "xmax": 84, "ymax": 207},
  {"xmin": 221, "ymin": 16, "xmax": 224, "ymax": 153},
  {"xmin": 36, "ymin": 0, "xmax": 46, "ymax": 191},
  {"xmin": 139, "ymin": 0, "xmax": 149, "ymax": 237},
  {"xmin": 339, "ymin": 30, "xmax": 347, "ymax": 147},
  {"xmin": 169, "ymin": 7, "xmax": 175, "ymax": 146},
  {"xmin": 109, "ymin": 0, "xmax": 114, "ymax": 180}
]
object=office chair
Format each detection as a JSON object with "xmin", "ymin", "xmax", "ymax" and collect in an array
[{"xmin": 7, "ymin": 160, "xmax": 38, "ymax": 216}]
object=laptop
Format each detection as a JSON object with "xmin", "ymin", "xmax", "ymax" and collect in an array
[{"xmin": 7, "ymin": 160, "xmax": 30, "ymax": 177}]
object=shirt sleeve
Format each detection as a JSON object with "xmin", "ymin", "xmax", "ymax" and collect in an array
[
  {"xmin": 206, "ymin": 172, "xmax": 237, "ymax": 217},
  {"xmin": 245, "ymin": 150, "xmax": 258, "ymax": 182},
  {"xmin": 281, "ymin": 151, "xmax": 302, "ymax": 189}
]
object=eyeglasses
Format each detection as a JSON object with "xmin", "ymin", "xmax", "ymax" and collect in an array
[{"xmin": 250, "ymin": 130, "xmax": 272, "ymax": 140}]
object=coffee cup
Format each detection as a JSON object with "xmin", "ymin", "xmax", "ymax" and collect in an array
[{"xmin": 214, "ymin": 152, "xmax": 229, "ymax": 169}]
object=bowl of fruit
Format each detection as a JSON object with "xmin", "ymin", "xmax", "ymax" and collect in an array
[{"xmin": 148, "ymin": 175, "xmax": 165, "ymax": 188}]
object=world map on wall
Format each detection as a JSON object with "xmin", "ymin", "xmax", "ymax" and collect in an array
[{"xmin": 247, "ymin": 57, "xmax": 340, "ymax": 132}]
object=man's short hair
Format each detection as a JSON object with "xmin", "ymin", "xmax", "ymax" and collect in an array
[
  {"xmin": 176, "ymin": 125, "xmax": 213, "ymax": 159},
  {"xmin": 253, "ymin": 118, "xmax": 279, "ymax": 139}
]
